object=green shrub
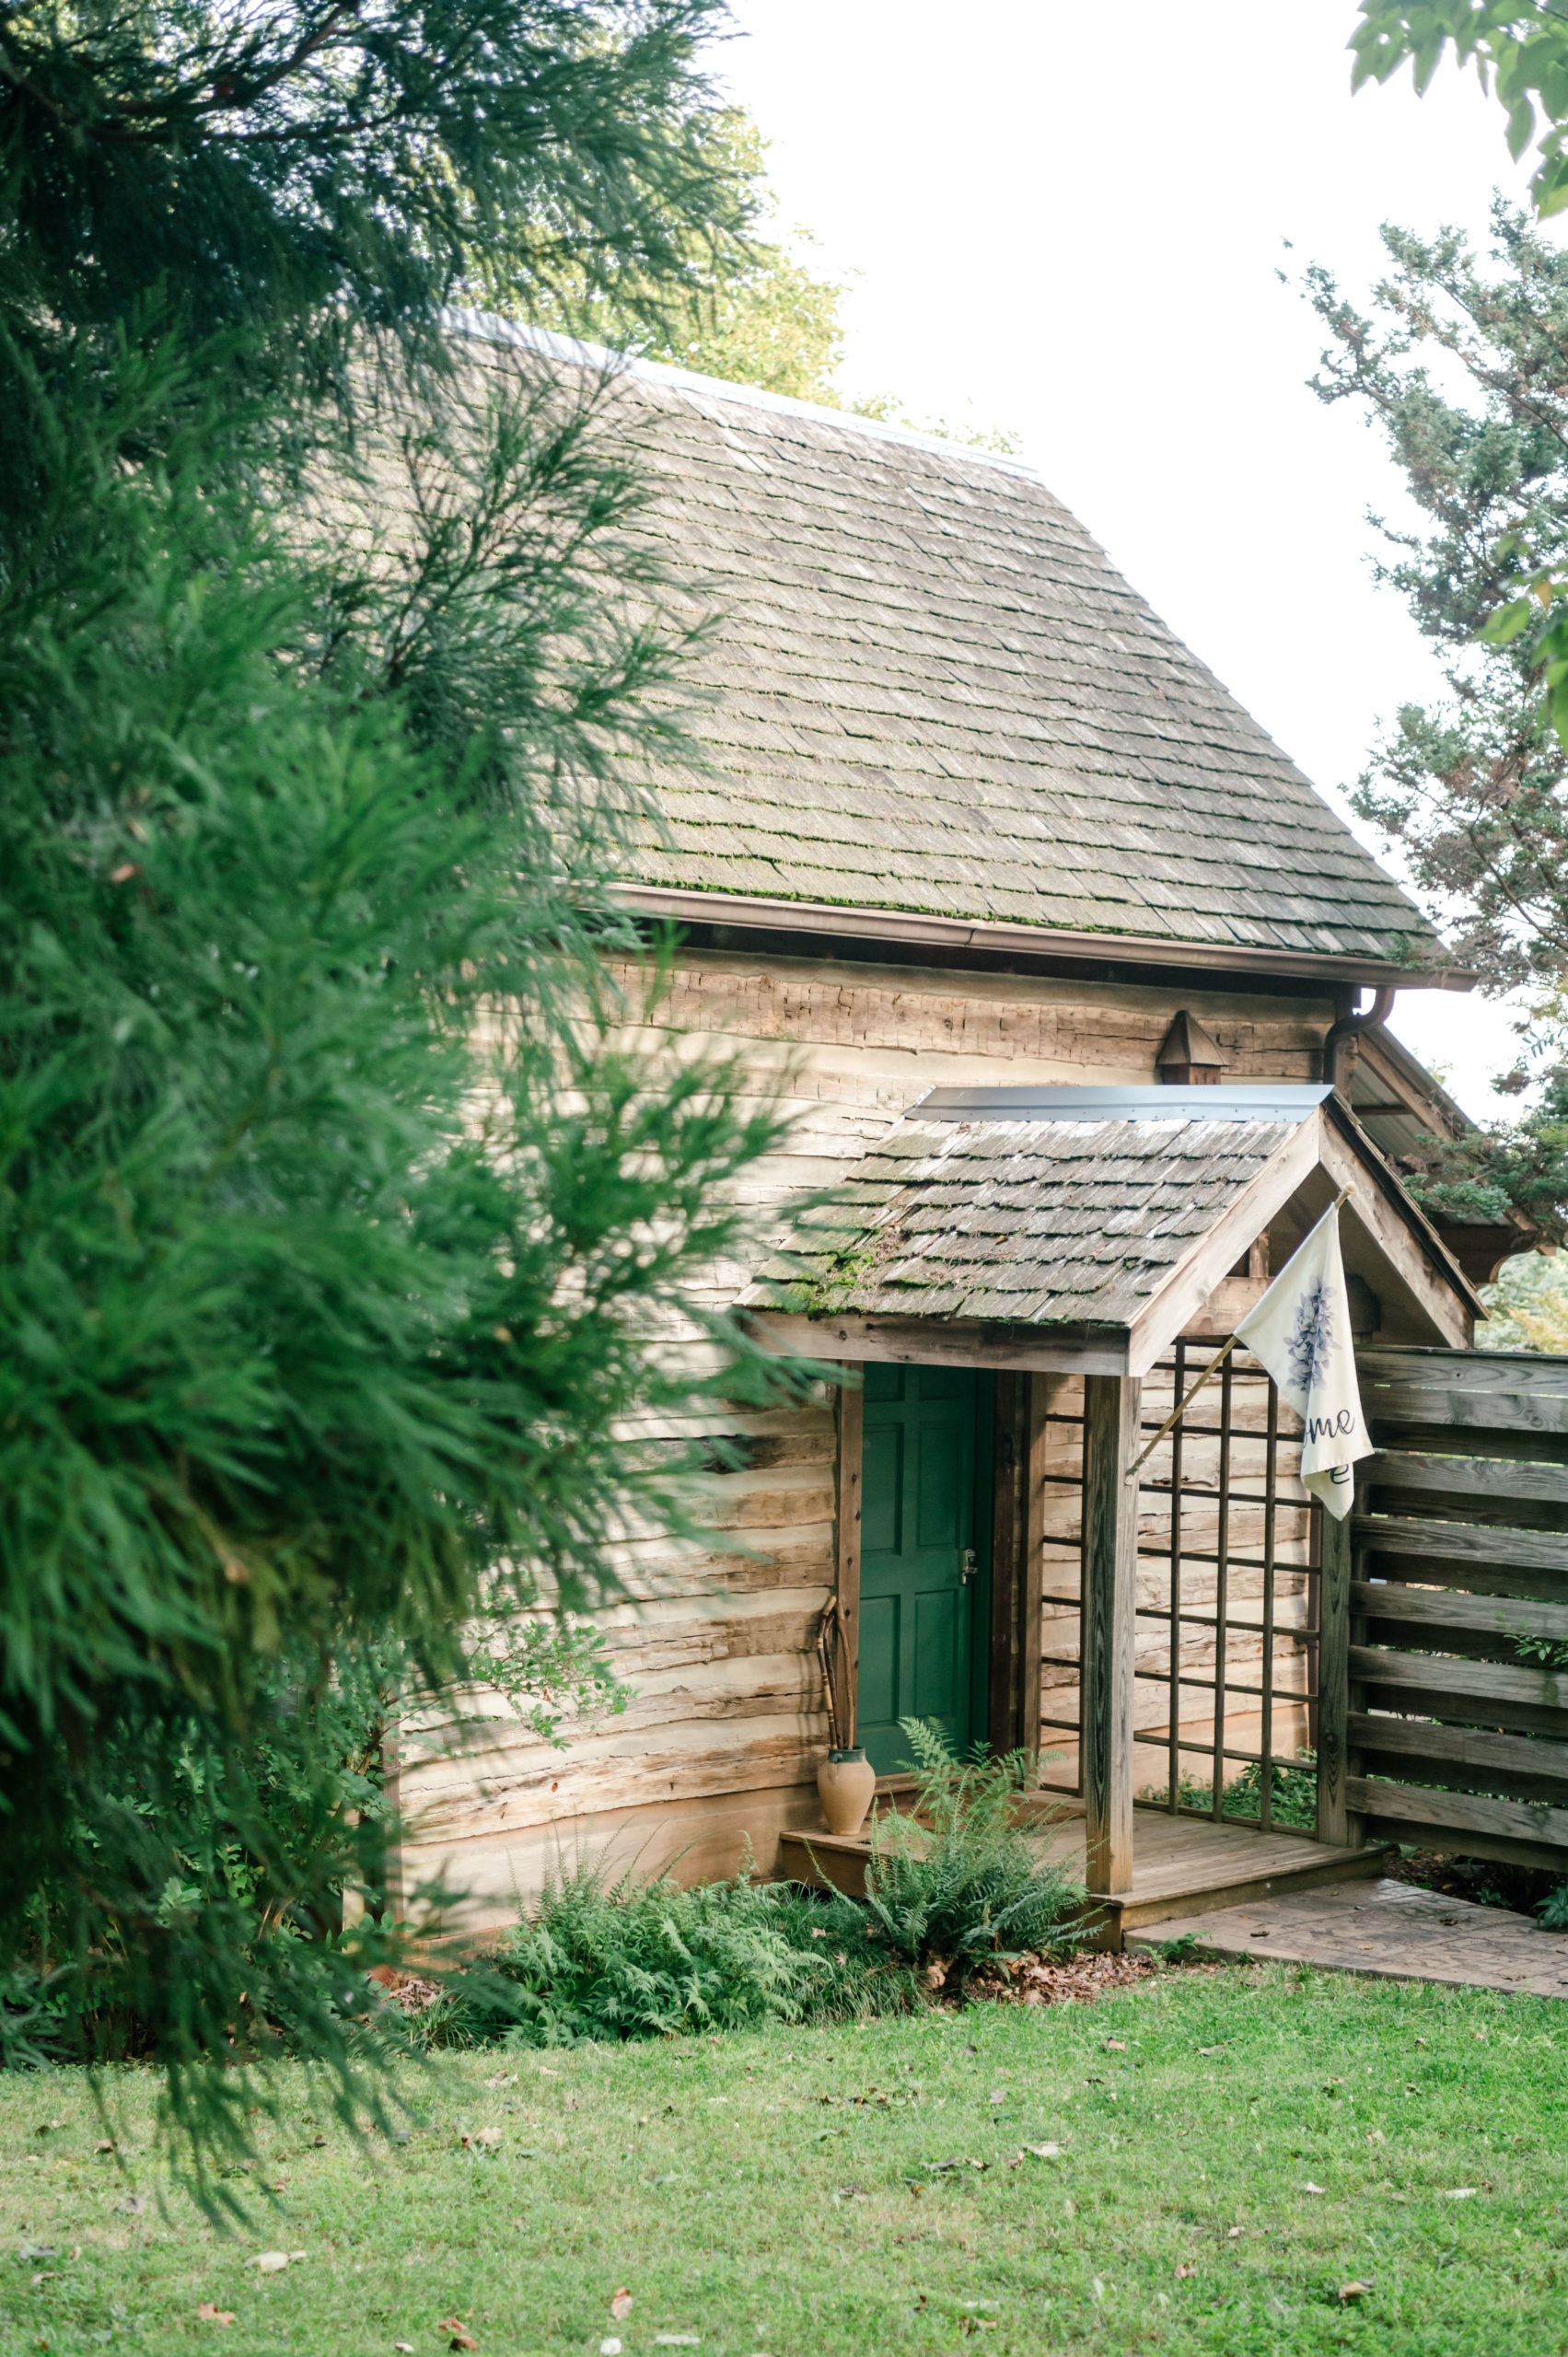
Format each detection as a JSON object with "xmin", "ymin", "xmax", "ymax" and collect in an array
[
  {"xmin": 427, "ymin": 1854, "xmax": 916, "ymax": 2049},
  {"xmin": 1169, "ymin": 1753, "xmax": 1318, "ymax": 1830},
  {"xmin": 1541, "ymin": 1881, "xmax": 1568, "ymax": 1932},
  {"xmin": 862, "ymin": 1721, "xmax": 1088, "ymax": 1985}
]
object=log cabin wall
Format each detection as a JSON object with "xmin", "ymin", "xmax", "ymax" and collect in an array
[{"xmin": 395, "ymin": 945, "xmax": 1337, "ymax": 1935}]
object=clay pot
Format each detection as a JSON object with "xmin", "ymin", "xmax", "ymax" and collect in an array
[{"xmin": 818, "ymin": 1747, "xmax": 877, "ymax": 1838}]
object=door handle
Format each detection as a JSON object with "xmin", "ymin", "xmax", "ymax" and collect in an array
[{"xmin": 960, "ymin": 1548, "xmax": 979, "ymax": 1585}]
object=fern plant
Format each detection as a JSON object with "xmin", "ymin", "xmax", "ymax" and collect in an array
[
  {"xmin": 862, "ymin": 1721, "xmax": 1088, "ymax": 1985},
  {"xmin": 425, "ymin": 1853, "xmax": 916, "ymax": 2048}
]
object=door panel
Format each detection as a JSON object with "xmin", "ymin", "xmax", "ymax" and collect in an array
[
  {"xmin": 857, "ymin": 1365, "xmax": 983, "ymax": 1777},
  {"xmin": 856, "ymin": 1594, "xmax": 899, "ymax": 1730}
]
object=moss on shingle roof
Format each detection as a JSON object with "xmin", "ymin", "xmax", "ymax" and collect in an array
[
  {"xmin": 748, "ymin": 1109, "xmax": 1298, "ymax": 1332},
  {"xmin": 462, "ymin": 321, "xmax": 1442, "ymax": 971}
]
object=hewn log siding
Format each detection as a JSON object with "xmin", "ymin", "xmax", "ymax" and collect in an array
[{"xmin": 398, "ymin": 948, "xmax": 1337, "ymax": 1931}]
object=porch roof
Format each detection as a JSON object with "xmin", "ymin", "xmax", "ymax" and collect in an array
[{"xmin": 744, "ymin": 1083, "xmax": 1480, "ymax": 1371}]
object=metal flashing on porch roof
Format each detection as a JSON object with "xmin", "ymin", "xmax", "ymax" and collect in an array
[{"xmin": 912, "ymin": 1084, "xmax": 1335, "ymax": 1123}]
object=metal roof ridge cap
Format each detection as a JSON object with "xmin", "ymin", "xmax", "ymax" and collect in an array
[
  {"xmin": 610, "ymin": 882, "xmax": 1476, "ymax": 992},
  {"xmin": 440, "ymin": 308, "xmax": 1046, "ymax": 479}
]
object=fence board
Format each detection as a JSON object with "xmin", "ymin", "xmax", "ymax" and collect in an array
[
  {"xmin": 1357, "ymin": 1349, "xmax": 1568, "ymax": 1399},
  {"xmin": 1357, "ymin": 1816, "xmax": 1568, "ymax": 1875},
  {"xmin": 1347, "ymin": 1644, "xmax": 1568, "ymax": 1713},
  {"xmin": 1346, "ymin": 1776, "xmax": 1568, "ymax": 1852},
  {"xmin": 1343, "ymin": 1345, "xmax": 1568, "ymax": 1869},
  {"xmin": 1365, "ymin": 1451, "xmax": 1568, "ymax": 1512},
  {"xmin": 1347, "ymin": 1713, "xmax": 1568, "ymax": 1804},
  {"xmin": 1348, "ymin": 1581, "xmax": 1568, "ymax": 1647},
  {"xmin": 1350, "ymin": 1516, "xmax": 1568, "ymax": 1575}
]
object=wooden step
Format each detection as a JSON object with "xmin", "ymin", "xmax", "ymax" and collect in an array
[{"xmin": 777, "ymin": 1812, "xmax": 1392, "ymax": 1941}]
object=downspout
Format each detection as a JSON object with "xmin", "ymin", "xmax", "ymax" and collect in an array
[{"xmin": 1322, "ymin": 986, "xmax": 1397, "ymax": 1093}]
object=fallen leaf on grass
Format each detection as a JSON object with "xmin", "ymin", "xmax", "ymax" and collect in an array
[
  {"xmin": 1301, "ymin": 2182, "xmax": 1325, "ymax": 2195},
  {"xmin": 1022, "ymin": 2142, "xmax": 1064, "ymax": 2159},
  {"xmin": 1339, "ymin": 2282, "xmax": 1376, "ymax": 2303},
  {"xmin": 599, "ymin": 2340, "xmax": 621, "ymax": 2355},
  {"xmin": 988, "ymin": 2088, "xmax": 1005, "ymax": 2105},
  {"xmin": 482, "ymin": 2072, "xmax": 517, "ymax": 2090},
  {"xmin": 609, "ymin": 2290, "xmax": 633, "ymax": 2322},
  {"xmin": 653, "ymin": 2337, "xmax": 701, "ymax": 2345},
  {"xmin": 460, "ymin": 2129, "xmax": 501, "ymax": 2151},
  {"xmin": 1440, "ymin": 2187, "xmax": 1478, "ymax": 2200},
  {"xmin": 115, "ymin": 2197, "xmax": 148, "ymax": 2217},
  {"xmin": 393, "ymin": 2343, "xmax": 414, "ymax": 2352},
  {"xmin": 195, "ymin": 2306, "xmax": 236, "ymax": 2327},
  {"xmin": 1175, "ymin": 2265, "xmax": 1198, "ymax": 2280},
  {"xmin": 94, "ymin": 2140, "xmax": 114, "ymax": 2154},
  {"xmin": 246, "ymin": 2253, "xmax": 294, "ymax": 2273},
  {"xmin": 1227, "ymin": 2226, "xmax": 1243, "ymax": 2239},
  {"xmin": 1197, "ymin": 2046, "xmax": 1224, "ymax": 2059},
  {"xmin": 1103, "ymin": 2039, "xmax": 1127, "ymax": 2052},
  {"xmin": 437, "ymin": 2320, "xmax": 478, "ymax": 2352}
]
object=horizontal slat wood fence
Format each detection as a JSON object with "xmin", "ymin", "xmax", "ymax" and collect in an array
[{"xmin": 1319, "ymin": 1346, "xmax": 1568, "ymax": 1871}]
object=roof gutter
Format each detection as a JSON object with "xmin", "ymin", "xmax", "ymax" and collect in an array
[
  {"xmin": 1323, "ymin": 986, "xmax": 1398, "ymax": 1087},
  {"xmin": 613, "ymin": 884, "xmax": 1478, "ymax": 994}
]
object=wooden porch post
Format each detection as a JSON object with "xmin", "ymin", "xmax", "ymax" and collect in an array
[
  {"xmin": 1082, "ymin": 1374, "xmax": 1140, "ymax": 1895},
  {"xmin": 1315, "ymin": 1493, "xmax": 1363, "ymax": 1848},
  {"xmin": 836, "ymin": 1373, "xmax": 864, "ymax": 1741}
]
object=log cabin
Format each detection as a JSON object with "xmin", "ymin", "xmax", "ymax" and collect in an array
[{"xmin": 393, "ymin": 319, "xmax": 1492, "ymax": 1940}]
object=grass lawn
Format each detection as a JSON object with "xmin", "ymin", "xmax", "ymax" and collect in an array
[{"xmin": 3, "ymin": 1963, "xmax": 1564, "ymax": 2357}]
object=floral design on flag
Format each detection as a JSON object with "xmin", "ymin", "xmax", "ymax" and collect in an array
[{"xmin": 1286, "ymin": 1280, "xmax": 1333, "ymax": 1395}]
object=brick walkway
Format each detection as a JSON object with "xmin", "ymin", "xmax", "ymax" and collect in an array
[{"xmin": 1128, "ymin": 1875, "xmax": 1568, "ymax": 1997}]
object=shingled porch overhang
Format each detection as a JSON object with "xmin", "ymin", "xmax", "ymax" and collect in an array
[
  {"xmin": 746, "ymin": 1085, "xmax": 1481, "ymax": 1902},
  {"xmin": 743, "ymin": 1083, "xmax": 1481, "ymax": 1375}
]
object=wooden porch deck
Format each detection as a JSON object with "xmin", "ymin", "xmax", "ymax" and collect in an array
[{"xmin": 777, "ymin": 1802, "xmax": 1390, "ymax": 1948}]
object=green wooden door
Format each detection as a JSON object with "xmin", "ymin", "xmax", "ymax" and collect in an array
[{"xmin": 857, "ymin": 1364, "xmax": 986, "ymax": 1779}]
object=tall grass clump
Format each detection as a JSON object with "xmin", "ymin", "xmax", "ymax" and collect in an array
[
  {"xmin": 428, "ymin": 1855, "xmax": 917, "ymax": 2048},
  {"xmin": 864, "ymin": 1721, "xmax": 1088, "ymax": 1987}
]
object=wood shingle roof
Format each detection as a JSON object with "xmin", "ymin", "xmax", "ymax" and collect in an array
[
  {"xmin": 460, "ymin": 319, "xmax": 1446, "ymax": 974},
  {"xmin": 749, "ymin": 1099, "xmax": 1304, "ymax": 1332}
]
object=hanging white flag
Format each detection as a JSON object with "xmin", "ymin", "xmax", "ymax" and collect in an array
[{"xmin": 1234, "ymin": 1200, "xmax": 1371, "ymax": 1521}]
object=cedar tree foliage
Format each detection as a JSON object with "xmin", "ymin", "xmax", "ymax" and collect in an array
[
  {"xmin": 1305, "ymin": 205, "xmax": 1568, "ymax": 1237},
  {"xmin": 0, "ymin": 0, "xmax": 805, "ymax": 2184}
]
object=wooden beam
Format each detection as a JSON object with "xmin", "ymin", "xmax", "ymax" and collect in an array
[
  {"xmin": 1315, "ymin": 1500, "xmax": 1358, "ymax": 1847},
  {"xmin": 748, "ymin": 1309, "xmax": 1127, "ymax": 1376},
  {"xmin": 836, "ymin": 1375, "xmax": 864, "ymax": 1747},
  {"xmin": 1126, "ymin": 1117, "xmax": 1322, "ymax": 1376},
  {"xmin": 988, "ymin": 1374, "xmax": 1024, "ymax": 1751},
  {"xmin": 1081, "ymin": 1375, "xmax": 1140, "ymax": 1895},
  {"xmin": 1021, "ymin": 1374, "xmax": 1051, "ymax": 1759},
  {"xmin": 1315, "ymin": 1126, "xmax": 1476, "ymax": 1343}
]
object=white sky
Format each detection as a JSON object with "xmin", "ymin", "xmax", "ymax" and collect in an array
[{"xmin": 714, "ymin": 0, "xmax": 1549, "ymax": 1119}]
